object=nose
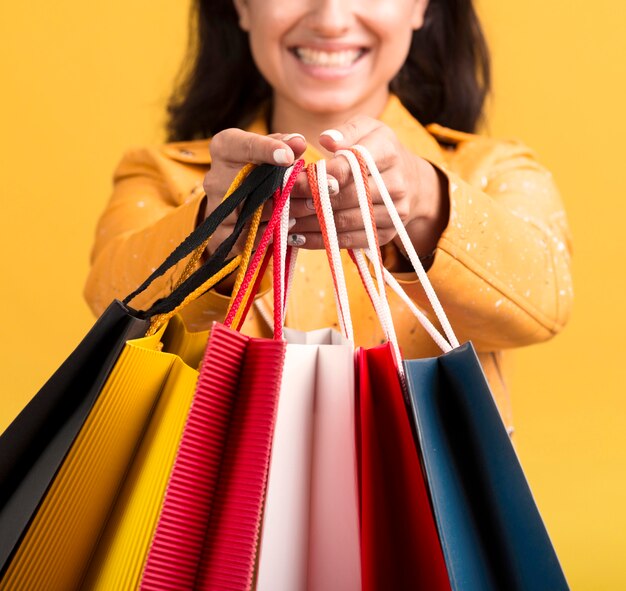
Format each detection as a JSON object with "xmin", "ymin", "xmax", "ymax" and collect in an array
[{"xmin": 306, "ymin": 0, "xmax": 356, "ymax": 36}]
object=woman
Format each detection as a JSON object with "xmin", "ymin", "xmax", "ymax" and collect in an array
[{"xmin": 85, "ymin": 0, "xmax": 573, "ymax": 431}]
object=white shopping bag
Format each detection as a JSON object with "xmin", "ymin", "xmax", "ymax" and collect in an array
[{"xmin": 256, "ymin": 327, "xmax": 361, "ymax": 591}]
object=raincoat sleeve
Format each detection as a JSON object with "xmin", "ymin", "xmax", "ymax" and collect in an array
[
  {"xmin": 83, "ymin": 147, "xmax": 267, "ymax": 329},
  {"xmin": 393, "ymin": 136, "xmax": 573, "ymax": 351}
]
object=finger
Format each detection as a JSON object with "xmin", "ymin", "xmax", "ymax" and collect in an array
[
  {"xmin": 318, "ymin": 115, "xmax": 384, "ymax": 152},
  {"xmin": 290, "ymin": 205, "xmax": 396, "ymax": 235},
  {"xmin": 295, "ymin": 166, "xmax": 377, "ymax": 213},
  {"xmin": 268, "ymin": 132, "xmax": 308, "ymax": 160},
  {"xmin": 322, "ymin": 128, "xmax": 401, "ymax": 200},
  {"xmin": 289, "ymin": 173, "xmax": 340, "ymax": 215},
  {"xmin": 210, "ymin": 128, "xmax": 297, "ymax": 166},
  {"xmin": 293, "ymin": 227, "xmax": 396, "ymax": 251}
]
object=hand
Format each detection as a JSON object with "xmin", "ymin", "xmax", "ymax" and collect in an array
[
  {"xmin": 199, "ymin": 129, "xmax": 306, "ymax": 294},
  {"xmin": 201, "ymin": 128, "xmax": 307, "ymax": 257},
  {"xmin": 288, "ymin": 116, "xmax": 449, "ymax": 258}
]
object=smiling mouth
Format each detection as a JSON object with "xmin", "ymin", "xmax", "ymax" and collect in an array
[{"xmin": 291, "ymin": 47, "xmax": 367, "ymax": 68}]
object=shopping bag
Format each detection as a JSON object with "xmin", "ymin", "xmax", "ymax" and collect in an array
[
  {"xmin": 138, "ymin": 163, "xmax": 302, "ymax": 591},
  {"xmin": 0, "ymin": 300, "xmax": 147, "ymax": 574},
  {"xmin": 307, "ymin": 147, "xmax": 449, "ymax": 590},
  {"xmin": 0, "ymin": 163, "xmax": 286, "ymax": 587},
  {"xmin": 256, "ymin": 326, "xmax": 360, "ymax": 591},
  {"xmin": 404, "ymin": 346, "xmax": 569, "ymax": 591},
  {"xmin": 78, "ymin": 315, "xmax": 211, "ymax": 591},
  {"xmin": 255, "ymin": 162, "xmax": 362, "ymax": 591},
  {"xmin": 0, "ymin": 321, "xmax": 198, "ymax": 591},
  {"xmin": 345, "ymin": 145, "xmax": 569, "ymax": 591},
  {"xmin": 356, "ymin": 344, "xmax": 451, "ymax": 591}
]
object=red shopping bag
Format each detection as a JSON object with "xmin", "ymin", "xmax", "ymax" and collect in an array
[
  {"xmin": 140, "ymin": 162, "xmax": 303, "ymax": 591},
  {"xmin": 356, "ymin": 343, "xmax": 450, "ymax": 591}
]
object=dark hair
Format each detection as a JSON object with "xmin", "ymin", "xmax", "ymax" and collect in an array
[{"xmin": 166, "ymin": 0, "xmax": 490, "ymax": 142}]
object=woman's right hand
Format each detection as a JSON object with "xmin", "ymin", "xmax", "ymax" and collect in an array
[{"xmin": 201, "ymin": 129, "xmax": 307, "ymax": 258}]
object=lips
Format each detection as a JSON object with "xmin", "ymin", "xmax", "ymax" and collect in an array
[{"xmin": 292, "ymin": 47, "xmax": 367, "ymax": 68}]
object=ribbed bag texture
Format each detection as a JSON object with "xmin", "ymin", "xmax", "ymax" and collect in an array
[
  {"xmin": 0, "ymin": 299, "xmax": 148, "ymax": 577},
  {"xmin": 195, "ymin": 335, "xmax": 286, "ymax": 591},
  {"xmin": 80, "ymin": 317, "xmax": 210, "ymax": 590},
  {"xmin": 140, "ymin": 323, "xmax": 286, "ymax": 591},
  {"xmin": 139, "ymin": 322, "xmax": 249, "ymax": 590},
  {"xmin": 0, "ymin": 330, "xmax": 173, "ymax": 591}
]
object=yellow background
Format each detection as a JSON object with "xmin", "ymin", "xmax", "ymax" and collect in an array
[{"xmin": 0, "ymin": 1, "xmax": 624, "ymax": 588}]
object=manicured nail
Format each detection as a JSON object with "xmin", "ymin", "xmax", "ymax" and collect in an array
[
  {"xmin": 289, "ymin": 234, "xmax": 306, "ymax": 246},
  {"xmin": 288, "ymin": 218, "xmax": 297, "ymax": 229},
  {"xmin": 327, "ymin": 176, "xmax": 339, "ymax": 195},
  {"xmin": 283, "ymin": 133, "xmax": 306, "ymax": 142},
  {"xmin": 305, "ymin": 198, "xmax": 315, "ymax": 211},
  {"xmin": 273, "ymin": 148, "xmax": 292, "ymax": 165},
  {"xmin": 320, "ymin": 129, "xmax": 344, "ymax": 142}
]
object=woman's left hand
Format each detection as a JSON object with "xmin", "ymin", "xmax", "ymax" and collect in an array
[{"xmin": 289, "ymin": 115, "xmax": 449, "ymax": 258}]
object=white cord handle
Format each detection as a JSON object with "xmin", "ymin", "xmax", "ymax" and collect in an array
[
  {"xmin": 366, "ymin": 250, "xmax": 452, "ymax": 353},
  {"xmin": 314, "ymin": 159, "xmax": 355, "ymax": 343},
  {"xmin": 351, "ymin": 145, "xmax": 460, "ymax": 349},
  {"xmin": 352, "ymin": 248, "xmax": 452, "ymax": 353},
  {"xmin": 350, "ymin": 249, "xmax": 391, "ymax": 340},
  {"xmin": 335, "ymin": 150, "xmax": 403, "ymax": 376}
]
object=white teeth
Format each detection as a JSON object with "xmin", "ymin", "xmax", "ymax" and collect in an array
[{"xmin": 295, "ymin": 47, "xmax": 362, "ymax": 68}]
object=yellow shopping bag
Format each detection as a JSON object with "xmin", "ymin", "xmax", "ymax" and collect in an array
[
  {"xmin": 80, "ymin": 317, "xmax": 209, "ymax": 591},
  {"xmin": 0, "ymin": 322, "xmax": 196, "ymax": 590}
]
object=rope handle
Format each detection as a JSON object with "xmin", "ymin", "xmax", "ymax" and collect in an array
[
  {"xmin": 340, "ymin": 147, "xmax": 453, "ymax": 353},
  {"xmin": 307, "ymin": 160, "xmax": 354, "ymax": 343},
  {"xmin": 224, "ymin": 161, "xmax": 304, "ymax": 339},
  {"xmin": 334, "ymin": 149, "xmax": 403, "ymax": 376},
  {"xmin": 273, "ymin": 170, "xmax": 292, "ymax": 333},
  {"xmin": 350, "ymin": 145, "xmax": 460, "ymax": 349},
  {"xmin": 224, "ymin": 204, "xmax": 265, "ymax": 324},
  {"xmin": 174, "ymin": 164, "xmax": 256, "ymax": 292}
]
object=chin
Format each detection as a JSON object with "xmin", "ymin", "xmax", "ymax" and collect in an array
[{"xmin": 289, "ymin": 89, "xmax": 370, "ymax": 117}]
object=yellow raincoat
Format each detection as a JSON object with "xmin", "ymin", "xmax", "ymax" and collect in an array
[{"xmin": 85, "ymin": 95, "xmax": 573, "ymax": 432}]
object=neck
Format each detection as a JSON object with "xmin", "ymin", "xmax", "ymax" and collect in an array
[{"xmin": 270, "ymin": 90, "xmax": 390, "ymax": 154}]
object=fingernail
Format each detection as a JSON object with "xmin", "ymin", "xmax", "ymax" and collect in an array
[
  {"xmin": 273, "ymin": 148, "xmax": 292, "ymax": 165},
  {"xmin": 288, "ymin": 234, "xmax": 306, "ymax": 246},
  {"xmin": 305, "ymin": 198, "xmax": 315, "ymax": 211},
  {"xmin": 327, "ymin": 176, "xmax": 339, "ymax": 195},
  {"xmin": 283, "ymin": 133, "xmax": 306, "ymax": 142},
  {"xmin": 320, "ymin": 129, "xmax": 344, "ymax": 142},
  {"xmin": 288, "ymin": 218, "xmax": 297, "ymax": 229}
]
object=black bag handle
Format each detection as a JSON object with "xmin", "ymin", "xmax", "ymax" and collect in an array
[
  {"xmin": 122, "ymin": 165, "xmax": 283, "ymax": 307},
  {"xmin": 122, "ymin": 165, "xmax": 284, "ymax": 318},
  {"xmin": 137, "ymin": 168, "xmax": 280, "ymax": 319}
]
